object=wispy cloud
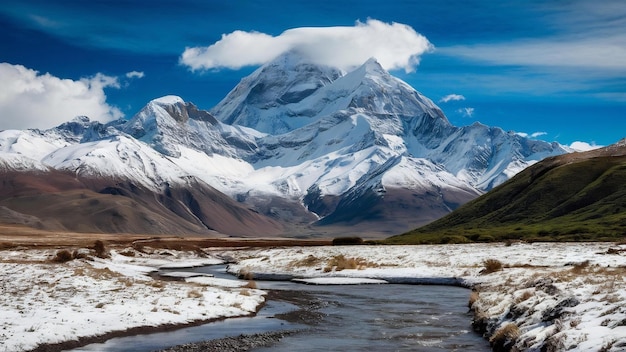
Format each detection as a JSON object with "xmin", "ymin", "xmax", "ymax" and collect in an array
[
  {"xmin": 125, "ymin": 71, "xmax": 145, "ymax": 79},
  {"xmin": 28, "ymin": 14, "xmax": 61, "ymax": 29},
  {"xmin": 439, "ymin": 94, "xmax": 465, "ymax": 103},
  {"xmin": 433, "ymin": 0, "xmax": 626, "ymax": 104},
  {"xmin": 440, "ymin": 38, "xmax": 626, "ymax": 72},
  {"xmin": 457, "ymin": 107, "xmax": 474, "ymax": 117},
  {"xmin": 0, "ymin": 63, "xmax": 122, "ymax": 130},
  {"xmin": 180, "ymin": 19, "xmax": 433, "ymax": 72},
  {"xmin": 516, "ymin": 131, "xmax": 548, "ymax": 139},
  {"xmin": 439, "ymin": 1, "xmax": 626, "ymax": 74}
]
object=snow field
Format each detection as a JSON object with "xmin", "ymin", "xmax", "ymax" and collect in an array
[
  {"xmin": 223, "ymin": 242, "xmax": 626, "ymax": 351},
  {"xmin": 1, "ymin": 242, "xmax": 624, "ymax": 352},
  {"xmin": 0, "ymin": 248, "xmax": 265, "ymax": 352}
]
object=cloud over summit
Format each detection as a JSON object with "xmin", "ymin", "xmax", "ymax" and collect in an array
[{"xmin": 180, "ymin": 19, "xmax": 433, "ymax": 72}]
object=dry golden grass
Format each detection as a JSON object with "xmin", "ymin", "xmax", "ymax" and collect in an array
[
  {"xmin": 289, "ymin": 254, "xmax": 322, "ymax": 268},
  {"xmin": 243, "ymin": 280, "xmax": 257, "ymax": 289},
  {"xmin": 239, "ymin": 269, "xmax": 254, "ymax": 281},
  {"xmin": 323, "ymin": 255, "xmax": 378, "ymax": 272},
  {"xmin": 149, "ymin": 280, "xmax": 165, "ymax": 289},
  {"xmin": 118, "ymin": 277, "xmax": 134, "ymax": 287},
  {"xmin": 481, "ymin": 259, "xmax": 503, "ymax": 274},
  {"xmin": 187, "ymin": 289, "xmax": 203, "ymax": 298},
  {"xmin": 0, "ymin": 225, "xmax": 330, "ymax": 250},
  {"xmin": 514, "ymin": 290, "xmax": 534, "ymax": 304},
  {"xmin": 52, "ymin": 249, "xmax": 73, "ymax": 263},
  {"xmin": 569, "ymin": 260, "xmax": 591, "ymax": 274},
  {"xmin": 489, "ymin": 323, "xmax": 520, "ymax": 347},
  {"xmin": 468, "ymin": 291, "xmax": 479, "ymax": 308}
]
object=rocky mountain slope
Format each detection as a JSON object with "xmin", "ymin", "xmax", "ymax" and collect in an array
[
  {"xmin": 0, "ymin": 52, "xmax": 568, "ymax": 237},
  {"xmin": 389, "ymin": 139, "xmax": 626, "ymax": 243}
]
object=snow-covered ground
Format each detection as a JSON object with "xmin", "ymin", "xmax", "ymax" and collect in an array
[
  {"xmin": 0, "ymin": 247, "xmax": 264, "ymax": 352},
  {"xmin": 1, "ymin": 242, "xmax": 624, "ymax": 351},
  {"xmin": 223, "ymin": 242, "xmax": 626, "ymax": 351}
]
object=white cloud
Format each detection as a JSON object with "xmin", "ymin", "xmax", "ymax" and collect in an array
[
  {"xmin": 516, "ymin": 131, "xmax": 548, "ymax": 139},
  {"xmin": 457, "ymin": 107, "xmax": 474, "ymax": 117},
  {"xmin": 569, "ymin": 141, "xmax": 601, "ymax": 151},
  {"xmin": 439, "ymin": 94, "xmax": 465, "ymax": 103},
  {"xmin": 125, "ymin": 71, "xmax": 145, "ymax": 79},
  {"xmin": 0, "ymin": 63, "xmax": 123, "ymax": 130},
  {"xmin": 532, "ymin": 131, "xmax": 548, "ymax": 138},
  {"xmin": 180, "ymin": 19, "xmax": 433, "ymax": 72}
]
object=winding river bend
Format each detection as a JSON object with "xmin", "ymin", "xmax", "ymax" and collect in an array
[{"xmin": 71, "ymin": 265, "xmax": 489, "ymax": 351}]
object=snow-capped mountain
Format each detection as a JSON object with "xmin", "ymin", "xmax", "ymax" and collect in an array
[
  {"xmin": 212, "ymin": 50, "xmax": 343, "ymax": 135},
  {"xmin": 0, "ymin": 51, "xmax": 568, "ymax": 237}
]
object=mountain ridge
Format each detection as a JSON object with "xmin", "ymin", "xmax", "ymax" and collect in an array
[
  {"xmin": 0, "ymin": 52, "xmax": 569, "ymax": 237},
  {"xmin": 388, "ymin": 139, "xmax": 626, "ymax": 243}
]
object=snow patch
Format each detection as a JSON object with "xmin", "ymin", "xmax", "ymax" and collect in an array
[
  {"xmin": 293, "ymin": 277, "xmax": 388, "ymax": 285},
  {"xmin": 151, "ymin": 95, "xmax": 185, "ymax": 105}
]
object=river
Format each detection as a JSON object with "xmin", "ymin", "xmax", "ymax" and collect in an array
[{"xmin": 70, "ymin": 265, "xmax": 490, "ymax": 351}]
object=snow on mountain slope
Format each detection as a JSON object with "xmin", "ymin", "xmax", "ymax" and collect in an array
[
  {"xmin": 0, "ymin": 116, "xmax": 122, "ymax": 171},
  {"xmin": 122, "ymin": 96, "xmax": 261, "ymax": 159},
  {"xmin": 0, "ymin": 129, "xmax": 69, "ymax": 171},
  {"xmin": 212, "ymin": 51, "xmax": 552, "ymax": 194},
  {"xmin": 382, "ymin": 156, "xmax": 479, "ymax": 194},
  {"xmin": 42, "ymin": 135, "xmax": 182, "ymax": 189},
  {"xmin": 211, "ymin": 50, "xmax": 343, "ymax": 134},
  {"xmin": 0, "ymin": 129, "xmax": 70, "ymax": 160},
  {"xmin": 0, "ymin": 52, "xmax": 570, "ymax": 236},
  {"xmin": 292, "ymin": 57, "xmax": 448, "ymax": 129},
  {"xmin": 426, "ymin": 122, "xmax": 567, "ymax": 189},
  {"xmin": 39, "ymin": 134, "xmax": 260, "ymax": 199}
]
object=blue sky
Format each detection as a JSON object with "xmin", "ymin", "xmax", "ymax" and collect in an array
[{"xmin": 1, "ymin": 0, "xmax": 624, "ymax": 148}]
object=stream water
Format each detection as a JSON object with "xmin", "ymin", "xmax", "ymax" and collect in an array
[{"xmin": 71, "ymin": 265, "xmax": 490, "ymax": 351}]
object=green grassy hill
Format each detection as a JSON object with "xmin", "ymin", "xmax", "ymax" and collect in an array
[{"xmin": 387, "ymin": 140, "xmax": 626, "ymax": 244}]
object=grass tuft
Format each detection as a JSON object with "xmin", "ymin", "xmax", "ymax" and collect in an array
[
  {"xmin": 52, "ymin": 249, "xmax": 73, "ymax": 263},
  {"xmin": 570, "ymin": 260, "xmax": 591, "ymax": 274},
  {"xmin": 243, "ymin": 280, "xmax": 257, "ymax": 289},
  {"xmin": 489, "ymin": 323, "xmax": 520, "ymax": 351},
  {"xmin": 187, "ymin": 289, "xmax": 203, "ymax": 298},
  {"xmin": 481, "ymin": 259, "xmax": 503, "ymax": 274},
  {"xmin": 323, "ymin": 255, "xmax": 377, "ymax": 272},
  {"xmin": 93, "ymin": 240, "xmax": 109, "ymax": 258},
  {"xmin": 468, "ymin": 291, "xmax": 479, "ymax": 309}
]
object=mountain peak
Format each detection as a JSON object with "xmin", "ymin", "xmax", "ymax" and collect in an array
[
  {"xmin": 211, "ymin": 51, "xmax": 344, "ymax": 133},
  {"xmin": 150, "ymin": 95, "xmax": 185, "ymax": 106},
  {"xmin": 265, "ymin": 49, "xmax": 317, "ymax": 70},
  {"xmin": 361, "ymin": 57, "xmax": 386, "ymax": 73}
]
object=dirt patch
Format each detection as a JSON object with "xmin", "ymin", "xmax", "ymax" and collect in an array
[
  {"xmin": 0, "ymin": 226, "xmax": 331, "ymax": 250},
  {"xmin": 158, "ymin": 331, "xmax": 299, "ymax": 352},
  {"xmin": 157, "ymin": 290, "xmax": 324, "ymax": 352},
  {"xmin": 266, "ymin": 290, "xmax": 326, "ymax": 325}
]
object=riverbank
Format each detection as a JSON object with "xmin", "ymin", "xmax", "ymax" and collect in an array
[
  {"xmin": 222, "ymin": 242, "xmax": 626, "ymax": 351},
  {"xmin": 1, "ymin": 241, "xmax": 625, "ymax": 351},
  {"xmin": 158, "ymin": 290, "xmax": 318, "ymax": 352},
  {"xmin": 0, "ymin": 245, "xmax": 266, "ymax": 352}
]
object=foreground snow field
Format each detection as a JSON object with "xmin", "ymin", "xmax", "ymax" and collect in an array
[
  {"xmin": 0, "ymin": 242, "xmax": 625, "ymax": 351},
  {"xmin": 223, "ymin": 243, "xmax": 626, "ymax": 351},
  {"xmin": 0, "ymin": 247, "xmax": 264, "ymax": 352}
]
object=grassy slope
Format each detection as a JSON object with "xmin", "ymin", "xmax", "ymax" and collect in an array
[{"xmin": 386, "ymin": 153, "xmax": 626, "ymax": 244}]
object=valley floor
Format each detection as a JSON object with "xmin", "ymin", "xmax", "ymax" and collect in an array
[{"xmin": 0, "ymin": 240, "xmax": 625, "ymax": 351}]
